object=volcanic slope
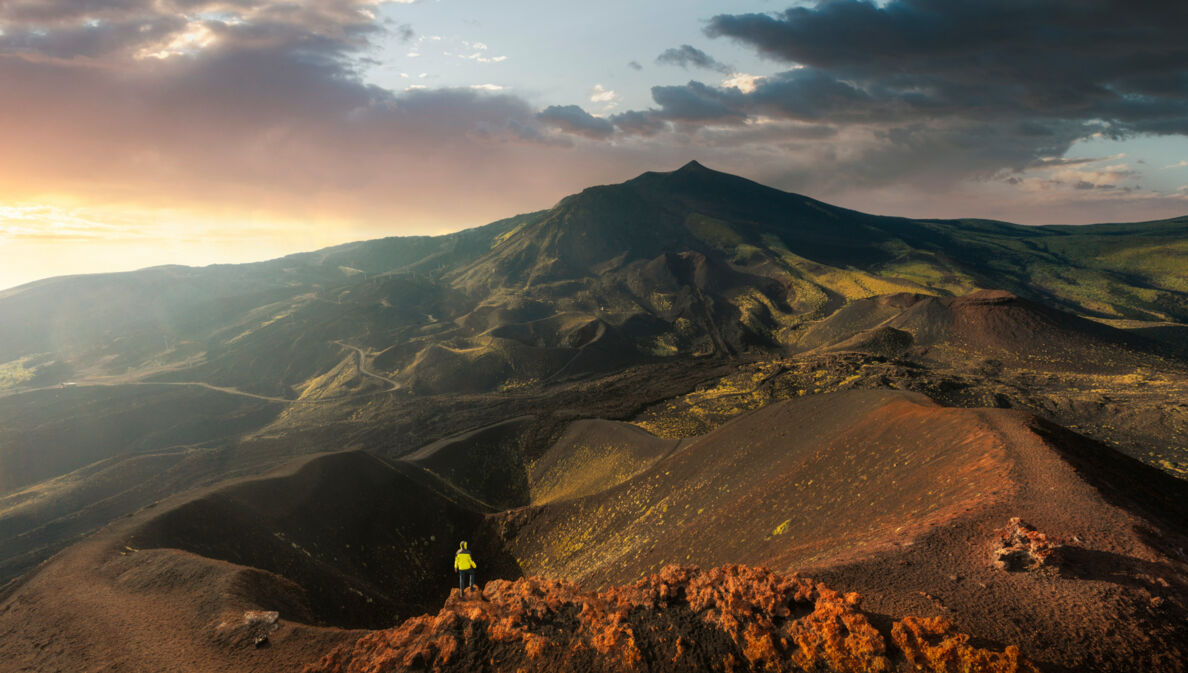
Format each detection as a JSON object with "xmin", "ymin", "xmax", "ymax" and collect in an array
[
  {"xmin": 2, "ymin": 162, "xmax": 1186, "ymax": 401},
  {"xmin": 0, "ymin": 384, "xmax": 284, "ymax": 583},
  {"xmin": 3, "ymin": 390, "xmax": 1185, "ymax": 672},
  {"xmin": 0, "ymin": 385, "xmax": 282, "ymax": 496},
  {"xmin": 122, "ymin": 450, "xmax": 528, "ymax": 629},
  {"xmin": 0, "ymin": 213, "xmax": 532, "ymax": 395},
  {"xmin": 494, "ymin": 390, "xmax": 1188, "ymax": 673},
  {"xmin": 0, "ymin": 162, "xmax": 1185, "ymax": 671},
  {"xmin": 0, "ymin": 449, "xmax": 531, "ymax": 673},
  {"xmin": 795, "ymin": 289, "xmax": 1177, "ymax": 370},
  {"xmin": 527, "ymin": 418, "xmax": 685, "ymax": 505},
  {"xmin": 624, "ymin": 287, "xmax": 1188, "ymax": 477}
]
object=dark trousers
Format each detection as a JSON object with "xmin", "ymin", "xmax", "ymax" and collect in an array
[{"xmin": 459, "ymin": 568, "xmax": 476, "ymax": 591}]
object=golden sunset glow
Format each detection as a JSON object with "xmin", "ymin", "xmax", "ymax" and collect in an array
[
  {"xmin": 0, "ymin": 0, "xmax": 1185, "ymax": 291},
  {"xmin": 0, "ymin": 200, "xmax": 365, "ymax": 290}
]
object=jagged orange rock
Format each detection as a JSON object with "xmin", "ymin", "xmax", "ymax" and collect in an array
[
  {"xmin": 992, "ymin": 517, "xmax": 1063, "ymax": 571},
  {"xmin": 892, "ymin": 616, "xmax": 1040, "ymax": 673},
  {"xmin": 786, "ymin": 586, "xmax": 890, "ymax": 673},
  {"xmin": 303, "ymin": 565, "xmax": 1037, "ymax": 673}
]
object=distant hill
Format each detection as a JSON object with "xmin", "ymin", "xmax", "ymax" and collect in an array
[
  {"xmin": 1, "ymin": 161, "xmax": 1184, "ymax": 399},
  {"xmin": 796, "ymin": 289, "xmax": 1170, "ymax": 370}
]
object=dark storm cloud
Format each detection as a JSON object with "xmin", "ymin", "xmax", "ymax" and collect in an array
[
  {"xmin": 609, "ymin": 110, "xmax": 668, "ymax": 136},
  {"xmin": 641, "ymin": 70, "xmax": 882, "ymax": 125},
  {"xmin": 537, "ymin": 105, "xmax": 615, "ymax": 139},
  {"xmin": 744, "ymin": 70, "xmax": 875, "ymax": 121},
  {"xmin": 704, "ymin": 0, "xmax": 1188, "ymax": 136},
  {"xmin": 853, "ymin": 120, "xmax": 1092, "ymax": 185},
  {"xmin": 651, "ymin": 82, "xmax": 746, "ymax": 123},
  {"xmin": 520, "ymin": 0, "xmax": 1188, "ymax": 196},
  {"xmin": 655, "ymin": 44, "xmax": 732, "ymax": 74},
  {"xmin": 0, "ymin": 0, "xmax": 547, "ymax": 141}
]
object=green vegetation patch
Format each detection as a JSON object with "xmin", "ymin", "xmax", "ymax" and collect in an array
[
  {"xmin": 0, "ymin": 357, "xmax": 36, "ymax": 389},
  {"xmin": 684, "ymin": 213, "xmax": 744, "ymax": 250},
  {"xmin": 492, "ymin": 221, "xmax": 528, "ymax": 247},
  {"xmin": 1094, "ymin": 241, "xmax": 1188, "ymax": 293},
  {"xmin": 877, "ymin": 252, "xmax": 978, "ymax": 296}
]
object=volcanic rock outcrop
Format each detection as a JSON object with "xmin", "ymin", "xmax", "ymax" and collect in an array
[
  {"xmin": 306, "ymin": 564, "xmax": 1037, "ymax": 673},
  {"xmin": 991, "ymin": 518, "xmax": 1063, "ymax": 572}
]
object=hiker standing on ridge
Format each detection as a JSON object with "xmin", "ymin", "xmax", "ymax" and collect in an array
[{"xmin": 454, "ymin": 541, "xmax": 477, "ymax": 593}]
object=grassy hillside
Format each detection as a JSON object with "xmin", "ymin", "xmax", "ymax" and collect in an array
[{"xmin": 0, "ymin": 162, "xmax": 1183, "ymax": 402}]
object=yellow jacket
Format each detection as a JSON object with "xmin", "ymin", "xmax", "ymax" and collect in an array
[{"xmin": 454, "ymin": 549, "xmax": 476, "ymax": 571}]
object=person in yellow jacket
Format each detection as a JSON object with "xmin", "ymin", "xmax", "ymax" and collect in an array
[{"xmin": 454, "ymin": 541, "xmax": 477, "ymax": 593}]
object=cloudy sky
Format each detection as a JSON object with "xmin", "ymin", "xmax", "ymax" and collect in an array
[{"xmin": 1, "ymin": 0, "xmax": 1186, "ymax": 290}]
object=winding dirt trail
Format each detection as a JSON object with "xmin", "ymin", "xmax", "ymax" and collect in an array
[
  {"xmin": 335, "ymin": 341, "xmax": 402, "ymax": 391},
  {"xmin": 3, "ymin": 339, "xmax": 402, "ymax": 404},
  {"xmin": 4, "ymin": 379, "xmax": 290, "ymax": 403}
]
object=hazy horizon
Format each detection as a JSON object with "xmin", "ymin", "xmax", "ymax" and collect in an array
[
  {"xmin": 5, "ymin": 160, "xmax": 1187, "ymax": 292},
  {"xmin": 2, "ymin": 0, "xmax": 1187, "ymax": 291}
]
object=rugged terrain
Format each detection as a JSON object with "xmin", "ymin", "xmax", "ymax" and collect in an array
[
  {"xmin": 308, "ymin": 566, "xmax": 1043, "ymax": 673},
  {"xmin": 0, "ymin": 163, "xmax": 1186, "ymax": 672}
]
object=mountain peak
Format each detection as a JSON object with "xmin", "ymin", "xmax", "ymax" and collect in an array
[{"xmin": 623, "ymin": 159, "xmax": 793, "ymax": 208}]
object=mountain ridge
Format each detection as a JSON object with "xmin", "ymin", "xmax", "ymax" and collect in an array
[
  {"xmin": 0, "ymin": 162, "xmax": 1182, "ymax": 400},
  {"xmin": 0, "ymin": 162, "xmax": 1184, "ymax": 417},
  {"xmin": 1, "ymin": 163, "xmax": 1187, "ymax": 672}
]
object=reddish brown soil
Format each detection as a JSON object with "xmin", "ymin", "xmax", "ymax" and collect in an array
[
  {"xmin": 0, "ymin": 524, "xmax": 360, "ymax": 673},
  {"xmin": 805, "ymin": 405, "xmax": 1188, "ymax": 672},
  {"xmin": 502, "ymin": 391, "xmax": 1025, "ymax": 585},
  {"xmin": 306, "ymin": 564, "xmax": 1037, "ymax": 673},
  {"xmin": 496, "ymin": 390, "xmax": 1188, "ymax": 672},
  {"xmin": 1, "ymin": 391, "xmax": 1185, "ymax": 672}
]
